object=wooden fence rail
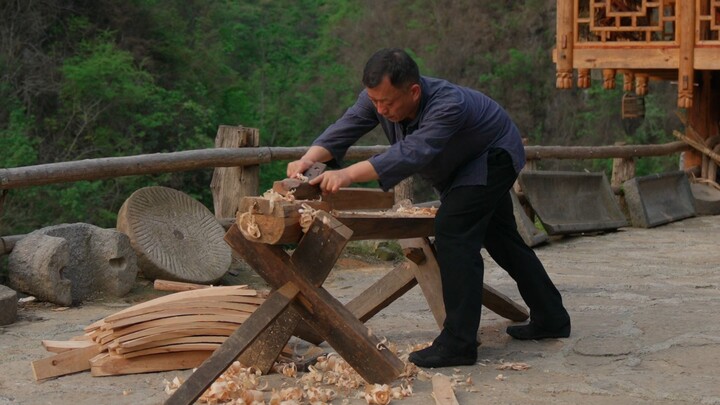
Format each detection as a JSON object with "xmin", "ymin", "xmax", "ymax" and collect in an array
[{"xmin": 0, "ymin": 142, "xmax": 688, "ymax": 190}]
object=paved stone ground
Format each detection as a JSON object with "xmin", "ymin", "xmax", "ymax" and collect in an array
[{"xmin": 1, "ymin": 215, "xmax": 719, "ymax": 404}]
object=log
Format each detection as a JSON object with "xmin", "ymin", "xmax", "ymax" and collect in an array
[
  {"xmin": 0, "ymin": 146, "xmax": 388, "ymax": 190},
  {"xmin": 0, "ymin": 143, "xmax": 687, "ymax": 191},
  {"xmin": 673, "ymin": 130, "xmax": 720, "ymax": 166}
]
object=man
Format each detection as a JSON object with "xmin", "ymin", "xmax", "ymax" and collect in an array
[{"xmin": 287, "ymin": 48, "xmax": 570, "ymax": 368}]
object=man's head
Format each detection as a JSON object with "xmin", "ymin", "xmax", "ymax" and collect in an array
[{"xmin": 362, "ymin": 48, "xmax": 421, "ymax": 123}]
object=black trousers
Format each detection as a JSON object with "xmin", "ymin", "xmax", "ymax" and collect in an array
[{"xmin": 433, "ymin": 149, "xmax": 570, "ymax": 351}]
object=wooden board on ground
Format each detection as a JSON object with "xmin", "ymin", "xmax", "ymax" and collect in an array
[
  {"xmin": 32, "ymin": 344, "xmax": 103, "ymax": 381},
  {"xmin": 90, "ymin": 351, "xmax": 211, "ymax": 377},
  {"xmin": 431, "ymin": 373, "xmax": 460, "ymax": 405}
]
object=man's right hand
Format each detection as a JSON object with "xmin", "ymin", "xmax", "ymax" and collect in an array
[{"xmin": 286, "ymin": 158, "xmax": 315, "ymax": 178}]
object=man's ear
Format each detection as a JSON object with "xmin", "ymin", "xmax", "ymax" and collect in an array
[{"xmin": 410, "ymin": 83, "xmax": 421, "ymax": 100}]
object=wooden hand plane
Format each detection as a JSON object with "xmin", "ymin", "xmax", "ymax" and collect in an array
[{"xmin": 272, "ymin": 162, "xmax": 326, "ymax": 200}]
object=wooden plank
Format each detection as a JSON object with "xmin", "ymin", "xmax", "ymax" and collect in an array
[
  {"xmin": 31, "ymin": 344, "xmax": 103, "ymax": 381},
  {"xmin": 100, "ymin": 314, "xmax": 250, "ymax": 343},
  {"xmin": 481, "ymin": 283, "xmax": 529, "ymax": 322},
  {"xmin": 399, "ymin": 238, "xmax": 446, "ymax": 329},
  {"xmin": 101, "ymin": 296, "xmax": 264, "ymax": 325},
  {"xmin": 432, "ymin": 373, "xmax": 460, "ymax": 405},
  {"xmin": 120, "ymin": 343, "xmax": 220, "ymax": 359},
  {"xmin": 98, "ymin": 286, "xmax": 260, "ymax": 325},
  {"xmin": 345, "ymin": 261, "xmax": 418, "ymax": 323},
  {"xmin": 106, "ymin": 306, "xmax": 257, "ymax": 329},
  {"xmin": 102, "ymin": 322, "xmax": 239, "ymax": 346},
  {"xmin": 324, "ymin": 188, "xmax": 395, "ymax": 211},
  {"xmin": 114, "ymin": 336, "xmax": 229, "ymax": 355},
  {"xmin": 90, "ymin": 351, "xmax": 210, "ymax": 377},
  {"xmin": 153, "ymin": 279, "xmax": 211, "ymax": 292},
  {"xmin": 41, "ymin": 339, "xmax": 95, "ymax": 353},
  {"xmin": 336, "ymin": 214, "xmax": 435, "ymax": 241},
  {"xmin": 226, "ymin": 224, "xmax": 405, "ymax": 384},
  {"xmin": 237, "ymin": 211, "xmax": 352, "ymax": 373},
  {"xmin": 165, "ymin": 283, "xmax": 299, "ymax": 405},
  {"xmin": 113, "ymin": 327, "xmax": 236, "ymax": 351}
]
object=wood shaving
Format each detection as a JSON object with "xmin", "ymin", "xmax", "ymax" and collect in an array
[
  {"xmin": 495, "ymin": 374, "xmax": 506, "ymax": 381},
  {"xmin": 166, "ymin": 346, "xmax": 420, "ymax": 404},
  {"xmin": 496, "ymin": 362, "xmax": 531, "ymax": 371},
  {"xmin": 364, "ymin": 384, "xmax": 392, "ymax": 405},
  {"xmin": 238, "ymin": 211, "xmax": 261, "ymax": 239},
  {"xmin": 298, "ymin": 203, "xmax": 319, "ymax": 233}
]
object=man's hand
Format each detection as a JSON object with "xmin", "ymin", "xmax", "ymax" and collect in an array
[
  {"xmin": 309, "ymin": 169, "xmax": 353, "ymax": 194},
  {"xmin": 287, "ymin": 158, "xmax": 315, "ymax": 178}
]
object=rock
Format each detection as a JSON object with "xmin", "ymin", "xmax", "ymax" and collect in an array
[
  {"xmin": 0, "ymin": 284, "xmax": 18, "ymax": 325},
  {"xmin": 8, "ymin": 224, "xmax": 138, "ymax": 305},
  {"xmin": 8, "ymin": 234, "xmax": 72, "ymax": 305}
]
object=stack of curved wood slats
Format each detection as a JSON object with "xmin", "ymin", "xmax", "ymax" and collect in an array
[{"xmin": 31, "ymin": 285, "xmax": 265, "ymax": 380}]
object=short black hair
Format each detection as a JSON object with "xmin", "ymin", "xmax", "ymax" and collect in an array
[{"xmin": 362, "ymin": 48, "xmax": 420, "ymax": 89}]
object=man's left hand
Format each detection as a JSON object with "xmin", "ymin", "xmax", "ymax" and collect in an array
[{"xmin": 309, "ymin": 170, "xmax": 352, "ymax": 194}]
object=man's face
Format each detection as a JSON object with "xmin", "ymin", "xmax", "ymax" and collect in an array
[{"xmin": 366, "ymin": 75, "xmax": 421, "ymax": 123}]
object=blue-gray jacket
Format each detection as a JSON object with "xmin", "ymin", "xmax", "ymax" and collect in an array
[{"xmin": 312, "ymin": 76, "xmax": 526, "ymax": 197}]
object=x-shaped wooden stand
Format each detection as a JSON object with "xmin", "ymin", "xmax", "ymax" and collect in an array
[{"xmin": 166, "ymin": 210, "xmax": 528, "ymax": 404}]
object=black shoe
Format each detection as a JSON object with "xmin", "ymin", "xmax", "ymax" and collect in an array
[
  {"xmin": 408, "ymin": 343, "xmax": 477, "ymax": 368},
  {"xmin": 506, "ymin": 322, "xmax": 571, "ymax": 340}
]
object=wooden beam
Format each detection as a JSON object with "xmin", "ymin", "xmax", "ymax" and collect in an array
[
  {"xmin": 238, "ymin": 211, "xmax": 351, "ymax": 374},
  {"xmin": 323, "ymin": 188, "xmax": 395, "ymax": 211},
  {"xmin": 398, "ymin": 238, "xmax": 446, "ymax": 329},
  {"xmin": 225, "ymin": 222, "xmax": 405, "ymax": 384}
]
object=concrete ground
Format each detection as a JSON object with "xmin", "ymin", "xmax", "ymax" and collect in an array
[{"xmin": 1, "ymin": 215, "xmax": 719, "ymax": 404}]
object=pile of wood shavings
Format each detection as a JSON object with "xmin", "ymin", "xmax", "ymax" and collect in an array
[{"xmin": 163, "ymin": 343, "xmax": 447, "ymax": 404}]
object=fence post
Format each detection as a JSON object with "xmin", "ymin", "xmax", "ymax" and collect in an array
[
  {"xmin": 611, "ymin": 142, "xmax": 636, "ymax": 189},
  {"xmin": 210, "ymin": 126, "xmax": 260, "ymax": 219}
]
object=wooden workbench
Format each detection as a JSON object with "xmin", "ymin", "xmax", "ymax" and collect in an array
[{"xmin": 165, "ymin": 191, "xmax": 528, "ymax": 404}]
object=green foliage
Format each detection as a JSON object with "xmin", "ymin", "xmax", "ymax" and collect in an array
[
  {"xmin": 0, "ymin": 105, "xmax": 37, "ymax": 168},
  {"xmin": 0, "ymin": 1, "xmax": 685, "ymax": 235}
]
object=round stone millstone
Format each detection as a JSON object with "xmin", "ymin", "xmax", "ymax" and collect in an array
[{"xmin": 117, "ymin": 186, "xmax": 231, "ymax": 283}]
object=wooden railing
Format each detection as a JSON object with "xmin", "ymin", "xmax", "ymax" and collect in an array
[{"xmin": 0, "ymin": 142, "xmax": 688, "ymax": 190}]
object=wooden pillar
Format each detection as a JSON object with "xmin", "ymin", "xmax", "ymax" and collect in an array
[
  {"xmin": 678, "ymin": 0, "xmax": 695, "ymax": 108},
  {"xmin": 685, "ymin": 71, "xmax": 720, "ymax": 171},
  {"xmin": 210, "ymin": 126, "xmax": 260, "ymax": 219},
  {"xmin": 603, "ymin": 69, "xmax": 617, "ymax": 90},
  {"xmin": 556, "ymin": 0, "xmax": 574, "ymax": 89}
]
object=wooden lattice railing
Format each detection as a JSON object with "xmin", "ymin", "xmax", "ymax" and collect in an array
[{"xmin": 555, "ymin": 1, "xmax": 720, "ymax": 107}]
